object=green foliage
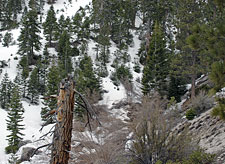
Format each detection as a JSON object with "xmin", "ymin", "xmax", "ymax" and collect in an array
[
  {"xmin": 76, "ymin": 56, "xmax": 102, "ymax": 94},
  {"xmin": 5, "ymin": 85, "xmax": 24, "ymax": 154},
  {"xmin": 17, "ymin": 9, "xmax": 41, "ymax": 65},
  {"xmin": 41, "ymin": 64, "xmax": 60, "ymax": 123},
  {"xmin": 72, "ymin": 8, "xmax": 91, "ymax": 41},
  {"xmin": 2, "ymin": 32, "xmax": 13, "ymax": 47},
  {"xmin": 133, "ymin": 63, "xmax": 141, "ymax": 73},
  {"xmin": 209, "ymin": 61, "xmax": 225, "ymax": 92},
  {"xmin": 168, "ymin": 76, "xmax": 187, "ymax": 102},
  {"xmin": 110, "ymin": 65, "xmax": 132, "ymax": 86},
  {"xmin": 75, "ymin": 56, "xmax": 102, "ymax": 116},
  {"xmin": 183, "ymin": 150, "xmax": 215, "ymax": 164},
  {"xmin": 28, "ymin": 68, "xmax": 39, "ymax": 104},
  {"xmin": 211, "ymin": 98, "xmax": 225, "ymax": 120},
  {"xmin": 186, "ymin": 108, "xmax": 197, "ymax": 120},
  {"xmin": 141, "ymin": 22, "xmax": 169, "ymax": 96},
  {"xmin": 0, "ymin": 0, "xmax": 23, "ymax": 29},
  {"xmin": 57, "ymin": 30, "xmax": 73, "ymax": 78},
  {"xmin": 18, "ymin": 56, "xmax": 29, "ymax": 98},
  {"xmin": 91, "ymin": 0, "xmax": 135, "ymax": 48},
  {"xmin": 96, "ymin": 64, "xmax": 108, "ymax": 78},
  {"xmin": 116, "ymin": 65, "xmax": 133, "ymax": 81},
  {"xmin": 43, "ymin": 5, "xmax": 58, "ymax": 47},
  {"xmin": 0, "ymin": 73, "xmax": 13, "ymax": 109}
]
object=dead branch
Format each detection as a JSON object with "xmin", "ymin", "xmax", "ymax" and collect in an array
[
  {"xmin": 41, "ymin": 95, "xmax": 58, "ymax": 100},
  {"xmin": 30, "ymin": 143, "xmax": 52, "ymax": 158},
  {"xmin": 74, "ymin": 89, "xmax": 101, "ymax": 126}
]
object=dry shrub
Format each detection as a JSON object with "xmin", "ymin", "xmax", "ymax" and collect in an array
[
  {"xmin": 70, "ymin": 105, "xmax": 129, "ymax": 164},
  {"xmin": 128, "ymin": 94, "xmax": 196, "ymax": 164},
  {"xmin": 190, "ymin": 91, "xmax": 214, "ymax": 116}
]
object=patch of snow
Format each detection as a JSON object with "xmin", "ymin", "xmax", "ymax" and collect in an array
[
  {"xmin": 43, "ymin": 0, "xmax": 92, "ymax": 19},
  {"xmin": 110, "ymin": 107, "xmax": 129, "ymax": 122},
  {"xmin": 186, "ymin": 84, "xmax": 192, "ymax": 90}
]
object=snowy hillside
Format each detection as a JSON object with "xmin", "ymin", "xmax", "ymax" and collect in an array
[
  {"xmin": 0, "ymin": 0, "xmax": 224, "ymax": 163},
  {"xmin": 0, "ymin": 0, "xmax": 95, "ymax": 163},
  {"xmin": 0, "ymin": 0, "xmax": 142, "ymax": 163}
]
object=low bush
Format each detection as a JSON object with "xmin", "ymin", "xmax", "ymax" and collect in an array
[{"xmin": 186, "ymin": 108, "xmax": 197, "ymax": 120}]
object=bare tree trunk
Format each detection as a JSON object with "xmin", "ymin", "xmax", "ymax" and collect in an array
[
  {"xmin": 50, "ymin": 78, "xmax": 75, "ymax": 164},
  {"xmin": 191, "ymin": 53, "xmax": 196, "ymax": 101},
  {"xmin": 191, "ymin": 74, "xmax": 196, "ymax": 101}
]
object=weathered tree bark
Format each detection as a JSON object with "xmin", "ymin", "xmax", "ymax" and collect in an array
[{"xmin": 50, "ymin": 78, "xmax": 75, "ymax": 164}]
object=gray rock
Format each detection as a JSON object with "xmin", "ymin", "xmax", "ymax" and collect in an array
[
  {"xmin": 20, "ymin": 147, "xmax": 41, "ymax": 162},
  {"xmin": 18, "ymin": 140, "xmax": 32, "ymax": 149}
]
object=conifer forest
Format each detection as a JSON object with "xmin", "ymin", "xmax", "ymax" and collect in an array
[{"xmin": 0, "ymin": 0, "xmax": 225, "ymax": 163}]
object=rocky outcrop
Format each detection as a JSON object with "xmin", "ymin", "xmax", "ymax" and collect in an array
[{"xmin": 174, "ymin": 108, "xmax": 225, "ymax": 163}]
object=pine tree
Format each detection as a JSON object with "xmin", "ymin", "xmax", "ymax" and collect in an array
[
  {"xmin": 18, "ymin": 56, "xmax": 29, "ymax": 98},
  {"xmin": 43, "ymin": 5, "xmax": 58, "ymax": 47},
  {"xmin": 41, "ymin": 64, "xmax": 60, "ymax": 123},
  {"xmin": 168, "ymin": 76, "xmax": 187, "ymax": 102},
  {"xmin": 141, "ymin": 22, "xmax": 169, "ymax": 96},
  {"xmin": 57, "ymin": 30, "xmax": 73, "ymax": 78},
  {"xmin": 0, "ymin": 0, "xmax": 23, "ymax": 29},
  {"xmin": 0, "ymin": 73, "xmax": 13, "ymax": 109},
  {"xmin": 75, "ymin": 56, "xmax": 102, "ymax": 116},
  {"xmin": 2, "ymin": 32, "xmax": 13, "ymax": 47},
  {"xmin": 57, "ymin": 15, "xmax": 72, "ymax": 36},
  {"xmin": 36, "ymin": 51, "xmax": 49, "ymax": 95},
  {"xmin": 28, "ymin": 68, "xmax": 39, "ymax": 104},
  {"xmin": 76, "ymin": 56, "xmax": 102, "ymax": 94},
  {"xmin": 5, "ymin": 85, "xmax": 24, "ymax": 154},
  {"xmin": 172, "ymin": 0, "xmax": 207, "ymax": 100},
  {"xmin": 28, "ymin": 0, "xmax": 39, "ymax": 11},
  {"xmin": 209, "ymin": 61, "xmax": 225, "ymax": 92},
  {"xmin": 17, "ymin": 9, "xmax": 41, "ymax": 65}
]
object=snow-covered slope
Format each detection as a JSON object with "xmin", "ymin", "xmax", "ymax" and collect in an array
[
  {"xmin": 0, "ymin": 0, "xmax": 143, "ymax": 162},
  {"xmin": 0, "ymin": 1, "xmax": 93, "ymax": 163}
]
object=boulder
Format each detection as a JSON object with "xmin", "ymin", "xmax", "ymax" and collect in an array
[{"xmin": 20, "ymin": 147, "xmax": 41, "ymax": 162}]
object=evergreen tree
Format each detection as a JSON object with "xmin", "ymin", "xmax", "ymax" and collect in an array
[
  {"xmin": 209, "ymin": 61, "xmax": 225, "ymax": 92},
  {"xmin": 0, "ymin": 0, "xmax": 23, "ymax": 29},
  {"xmin": 76, "ymin": 56, "xmax": 102, "ymax": 94},
  {"xmin": 5, "ymin": 85, "xmax": 24, "ymax": 154},
  {"xmin": 57, "ymin": 15, "xmax": 72, "ymax": 36},
  {"xmin": 41, "ymin": 64, "xmax": 60, "ymax": 123},
  {"xmin": 168, "ymin": 76, "xmax": 187, "ymax": 102},
  {"xmin": 13, "ymin": 73, "xmax": 23, "ymax": 96},
  {"xmin": 75, "ymin": 56, "xmax": 102, "ymax": 115},
  {"xmin": 43, "ymin": 5, "xmax": 58, "ymax": 47},
  {"xmin": 28, "ymin": 0, "xmax": 39, "ymax": 11},
  {"xmin": 171, "ymin": 0, "xmax": 207, "ymax": 100},
  {"xmin": 141, "ymin": 22, "xmax": 169, "ymax": 96},
  {"xmin": 2, "ymin": 32, "xmax": 13, "ymax": 47},
  {"xmin": 57, "ymin": 30, "xmax": 73, "ymax": 78},
  {"xmin": 17, "ymin": 9, "xmax": 41, "ymax": 65},
  {"xmin": 0, "ymin": 73, "xmax": 13, "ymax": 109},
  {"xmin": 18, "ymin": 56, "xmax": 29, "ymax": 98},
  {"xmin": 72, "ymin": 8, "xmax": 90, "ymax": 42},
  {"xmin": 28, "ymin": 68, "xmax": 39, "ymax": 104},
  {"xmin": 36, "ymin": 51, "xmax": 49, "ymax": 95}
]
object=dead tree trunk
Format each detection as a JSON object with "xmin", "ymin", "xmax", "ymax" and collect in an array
[{"xmin": 50, "ymin": 78, "xmax": 75, "ymax": 164}]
